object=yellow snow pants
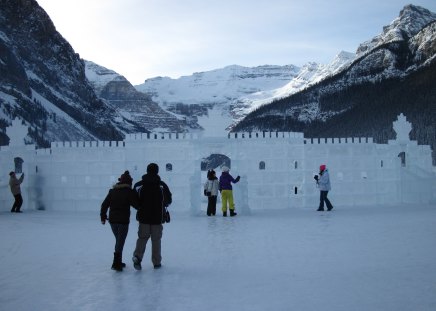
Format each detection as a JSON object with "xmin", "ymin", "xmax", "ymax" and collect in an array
[{"xmin": 221, "ymin": 190, "xmax": 235, "ymax": 212}]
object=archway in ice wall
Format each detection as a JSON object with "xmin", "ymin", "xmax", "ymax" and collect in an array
[
  {"xmin": 14, "ymin": 157, "xmax": 23, "ymax": 173},
  {"xmin": 201, "ymin": 154, "xmax": 231, "ymax": 171}
]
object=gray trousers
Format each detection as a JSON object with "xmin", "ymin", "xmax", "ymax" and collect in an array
[{"xmin": 133, "ymin": 223, "xmax": 163, "ymax": 265}]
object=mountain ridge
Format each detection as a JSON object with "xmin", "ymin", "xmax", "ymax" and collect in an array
[
  {"xmin": 233, "ymin": 5, "xmax": 436, "ymax": 163},
  {"xmin": 0, "ymin": 1, "xmax": 435, "ymax": 164}
]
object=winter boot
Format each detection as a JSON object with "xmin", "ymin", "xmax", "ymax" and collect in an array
[
  {"xmin": 111, "ymin": 252, "xmax": 123, "ymax": 271},
  {"xmin": 317, "ymin": 208, "xmax": 324, "ymax": 211},
  {"xmin": 120, "ymin": 253, "xmax": 126, "ymax": 268},
  {"xmin": 230, "ymin": 209, "xmax": 237, "ymax": 217},
  {"xmin": 223, "ymin": 211, "xmax": 227, "ymax": 217},
  {"xmin": 132, "ymin": 256, "xmax": 142, "ymax": 270}
]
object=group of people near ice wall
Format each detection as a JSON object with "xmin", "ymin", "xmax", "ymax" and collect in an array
[{"xmin": 0, "ymin": 114, "xmax": 434, "ymax": 213}]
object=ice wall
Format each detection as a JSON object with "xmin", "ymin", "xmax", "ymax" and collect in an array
[{"xmin": 0, "ymin": 115, "xmax": 434, "ymax": 212}]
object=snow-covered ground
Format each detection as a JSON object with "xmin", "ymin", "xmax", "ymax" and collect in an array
[{"xmin": 1, "ymin": 204, "xmax": 435, "ymax": 311}]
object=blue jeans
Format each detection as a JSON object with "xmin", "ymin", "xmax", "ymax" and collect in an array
[
  {"xmin": 319, "ymin": 191, "xmax": 333, "ymax": 210},
  {"xmin": 110, "ymin": 223, "xmax": 129, "ymax": 254}
]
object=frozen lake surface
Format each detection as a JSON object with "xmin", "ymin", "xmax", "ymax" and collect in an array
[{"xmin": 1, "ymin": 204, "xmax": 435, "ymax": 311}]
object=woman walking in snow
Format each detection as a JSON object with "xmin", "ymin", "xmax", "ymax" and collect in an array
[
  {"xmin": 204, "ymin": 169, "xmax": 219, "ymax": 216},
  {"xmin": 100, "ymin": 171, "xmax": 140, "ymax": 271},
  {"xmin": 314, "ymin": 164, "xmax": 334, "ymax": 211}
]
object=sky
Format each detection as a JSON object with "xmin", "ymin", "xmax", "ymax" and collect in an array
[{"xmin": 36, "ymin": 0, "xmax": 436, "ymax": 85}]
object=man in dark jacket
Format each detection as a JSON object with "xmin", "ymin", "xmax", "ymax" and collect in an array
[
  {"xmin": 132, "ymin": 163, "xmax": 172, "ymax": 270},
  {"xmin": 101, "ymin": 171, "xmax": 140, "ymax": 271}
]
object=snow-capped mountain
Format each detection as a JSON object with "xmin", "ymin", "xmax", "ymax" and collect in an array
[
  {"xmin": 357, "ymin": 4, "xmax": 436, "ymax": 56},
  {"xmin": 135, "ymin": 64, "xmax": 301, "ymax": 135},
  {"xmin": 234, "ymin": 4, "xmax": 436, "ymax": 163},
  {"xmin": 232, "ymin": 51, "xmax": 355, "ymax": 124},
  {"xmin": 135, "ymin": 55, "xmax": 354, "ymax": 135}
]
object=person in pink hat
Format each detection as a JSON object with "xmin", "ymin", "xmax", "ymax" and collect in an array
[{"xmin": 314, "ymin": 164, "xmax": 333, "ymax": 211}]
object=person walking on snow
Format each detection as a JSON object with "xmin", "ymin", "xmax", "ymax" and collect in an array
[
  {"xmin": 9, "ymin": 171, "xmax": 24, "ymax": 213},
  {"xmin": 219, "ymin": 166, "xmax": 240, "ymax": 217},
  {"xmin": 101, "ymin": 171, "xmax": 140, "ymax": 271},
  {"xmin": 132, "ymin": 163, "xmax": 172, "ymax": 270},
  {"xmin": 204, "ymin": 169, "xmax": 219, "ymax": 216},
  {"xmin": 314, "ymin": 164, "xmax": 334, "ymax": 211}
]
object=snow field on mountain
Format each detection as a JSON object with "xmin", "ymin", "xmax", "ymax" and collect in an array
[{"xmin": 1, "ymin": 204, "xmax": 435, "ymax": 311}]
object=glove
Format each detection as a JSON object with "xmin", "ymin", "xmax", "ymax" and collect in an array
[
  {"xmin": 235, "ymin": 176, "xmax": 240, "ymax": 182},
  {"xmin": 314, "ymin": 175, "xmax": 319, "ymax": 181},
  {"xmin": 101, "ymin": 215, "xmax": 107, "ymax": 225}
]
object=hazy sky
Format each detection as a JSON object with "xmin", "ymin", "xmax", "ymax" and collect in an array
[{"xmin": 36, "ymin": 0, "xmax": 436, "ymax": 85}]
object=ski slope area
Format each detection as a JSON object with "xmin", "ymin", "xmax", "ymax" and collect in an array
[{"xmin": 1, "ymin": 204, "xmax": 435, "ymax": 311}]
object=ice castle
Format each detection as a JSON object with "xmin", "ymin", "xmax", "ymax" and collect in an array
[{"xmin": 0, "ymin": 114, "xmax": 435, "ymax": 213}]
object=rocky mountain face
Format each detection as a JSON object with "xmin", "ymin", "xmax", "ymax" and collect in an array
[
  {"xmin": 234, "ymin": 5, "xmax": 436, "ymax": 163},
  {"xmin": 0, "ymin": 0, "xmax": 135, "ymax": 146},
  {"xmin": 85, "ymin": 61, "xmax": 192, "ymax": 132},
  {"xmin": 356, "ymin": 4, "xmax": 436, "ymax": 56}
]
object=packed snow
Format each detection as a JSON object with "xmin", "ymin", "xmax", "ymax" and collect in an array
[{"xmin": 1, "ymin": 203, "xmax": 435, "ymax": 311}]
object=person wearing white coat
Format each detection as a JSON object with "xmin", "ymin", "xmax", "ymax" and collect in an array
[
  {"xmin": 204, "ymin": 170, "xmax": 219, "ymax": 216},
  {"xmin": 314, "ymin": 164, "xmax": 333, "ymax": 211}
]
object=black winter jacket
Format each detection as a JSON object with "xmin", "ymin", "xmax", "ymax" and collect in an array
[
  {"xmin": 100, "ymin": 183, "xmax": 140, "ymax": 224},
  {"xmin": 134, "ymin": 174, "xmax": 172, "ymax": 225}
]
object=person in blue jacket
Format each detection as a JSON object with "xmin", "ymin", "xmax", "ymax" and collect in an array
[
  {"xmin": 219, "ymin": 166, "xmax": 240, "ymax": 217},
  {"xmin": 314, "ymin": 164, "xmax": 334, "ymax": 211}
]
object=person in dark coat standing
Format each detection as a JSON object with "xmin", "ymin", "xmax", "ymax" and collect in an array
[
  {"xmin": 132, "ymin": 163, "xmax": 172, "ymax": 270},
  {"xmin": 219, "ymin": 166, "xmax": 240, "ymax": 217},
  {"xmin": 101, "ymin": 171, "xmax": 140, "ymax": 271},
  {"xmin": 314, "ymin": 164, "xmax": 334, "ymax": 211},
  {"xmin": 9, "ymin": 171, "xmax": 24, "ymax": 213}
]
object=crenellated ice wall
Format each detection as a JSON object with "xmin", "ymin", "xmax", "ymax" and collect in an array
[{"xmin": 0, "ymin": 114, "xmax": 434, "ymax": 213}]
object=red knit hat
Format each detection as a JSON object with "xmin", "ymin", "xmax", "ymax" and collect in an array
[
  {"xmin": 118, "ymin": 171, "xmax": 132, "ymax": 185},
  {"xmin": 320, "ymin": 165, "xmax": 326, "ymax": 171}
]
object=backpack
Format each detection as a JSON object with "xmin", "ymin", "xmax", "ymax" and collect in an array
[{"xmin": 160, "ymin": 182, "xmax": 172, "ymax": 223}]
